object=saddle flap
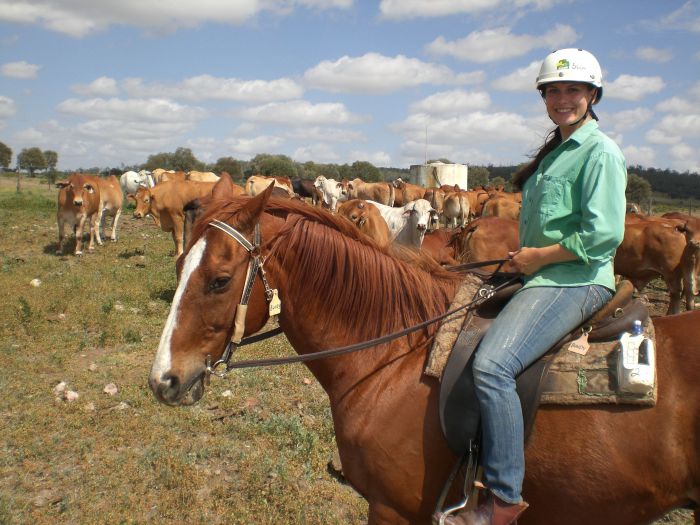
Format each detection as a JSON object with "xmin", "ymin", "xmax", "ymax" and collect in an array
[{"xmin": 439, "ymin": 316, "xmax": 489, "ymax": 454}]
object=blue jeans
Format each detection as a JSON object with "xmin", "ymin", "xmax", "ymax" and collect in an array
[{"xmin": 472, "ymin": 285, "xmax": 612, "ymax": 504}]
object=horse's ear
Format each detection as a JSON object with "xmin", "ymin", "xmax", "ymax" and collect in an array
[
  {"xmin": 238, "ymin": 182, "xmax": 274, "ymax": 230},
  {"xmin": 211, "ymin": 173, "xmax": 236, "ymax": 200}
]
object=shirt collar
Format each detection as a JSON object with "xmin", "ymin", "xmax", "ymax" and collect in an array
[{"xmin": 565, "ymin": 119, "xmax": 598, "ymax": 145}]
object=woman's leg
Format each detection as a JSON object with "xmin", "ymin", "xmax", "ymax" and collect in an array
[{"xmin": 472, "ymin": 285, "xmax": 611, "ymax": 504}]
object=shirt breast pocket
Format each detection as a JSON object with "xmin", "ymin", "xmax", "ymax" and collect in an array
[{"xmin": 537, "ymin": 174, "xmax": 573, "ymax": 216}]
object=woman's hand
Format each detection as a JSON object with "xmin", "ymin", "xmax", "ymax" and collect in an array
[{"xmin": 507, "ymin": 245, "xmax": 578, "ymax": 275}]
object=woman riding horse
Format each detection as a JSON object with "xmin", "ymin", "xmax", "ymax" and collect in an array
[{"xmin": 437, "ymin": 48, "xmax": 627, "ymax": 525}]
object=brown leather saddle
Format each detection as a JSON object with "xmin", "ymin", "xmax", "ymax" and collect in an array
[{"xmin": 438, "ymin": 276, "xmax": 648, "ymax": 454}]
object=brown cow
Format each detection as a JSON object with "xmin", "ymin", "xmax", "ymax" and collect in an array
[
  {"xmin": 421, "ymin": 229, "xmax": 459, "ymax": 266},
  {"xmin": 614, "ymin": 218, "xmax": 688, "ymax": 314},
  {"xmin": 347, "ymin": 178, "xmax": 395, "ymax": 206},
  {"xmin": 464, "ymin": 189, "xmax": 489, "ymax": 219},
  {"xmin": 336, "ymin": 199, "xmax": 391, "ymax": 248},
  {"xmin": 56, "ymin": 173, "xmax": 123, "ymax": 255},
  {"xmin": 661, "ymin": 211, "xmax": 700, "ymax": 230},
  {"xmin": 186, "ymin": 170, "xmax": 220, "ymax": 182},
  {"xmin": 182, "ymin": 179, "xmax": 246, "ymax": 248},
  {"xmin": 156, "ymin": 170, "xmax": 187, "ymax": 184},
  {"xmin": 678, "ymin": 222, "xmax": 700, "ymax": 310},
  {"xmin": 482, "ymin": 196, "xmax": 521, "ymax": 220},
  {"xmin": 129, "ymin": 180, "xmax": 217, "ymax": 256},
  {"xmin": 56, "ymin": 173, "xmax": 100, "ymax": 255},
  {"xmin": 443, "ymin": 190, "xmax": 470, "ymax": 228},
  {"xmin": 392, "ymin": 178, "xmax": 425, "ymax": 207},
  {"xmin": 424, "ymin": 187, "xmax": 446, "ymax": 227},
  {"xmin": 245, "ymin": 175, "xmax": 293, "ymax": 196},
  {"xmin": 450, "ymin": 216, "xmax": 520, "ymax": 272}
]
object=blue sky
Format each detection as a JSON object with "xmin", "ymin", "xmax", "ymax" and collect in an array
[{"xmin": 1, "ymin": 0, "xmax": 699, "ymax": 173}]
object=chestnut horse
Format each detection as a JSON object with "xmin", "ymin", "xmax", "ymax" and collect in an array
[{"xmin": 149, "ymin": 179, "xmax": 700, "ymax": 525}]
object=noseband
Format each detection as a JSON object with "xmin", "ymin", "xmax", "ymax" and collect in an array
[{"xmin": 205, "ymin": 219, "xmax": 281, "ymax": 379}]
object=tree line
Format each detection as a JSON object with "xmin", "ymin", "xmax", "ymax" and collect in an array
[{"xmin": 1, "ymin": 141, "xmax": 698, "ymax": 204}]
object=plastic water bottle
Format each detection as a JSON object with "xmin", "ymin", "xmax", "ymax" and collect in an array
[{"xmin": 617, "ymin": 320, "xmax": 655, "ymax": 394}]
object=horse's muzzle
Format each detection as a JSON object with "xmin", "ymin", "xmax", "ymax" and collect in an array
[{"xmin": 150, "ymin": 372, "xmax": 204, "ymax": 406}]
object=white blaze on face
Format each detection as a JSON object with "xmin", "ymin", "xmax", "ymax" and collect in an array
[{"xmin": 149, "ymin": 237, "xmax": 207, "ymax": 382}]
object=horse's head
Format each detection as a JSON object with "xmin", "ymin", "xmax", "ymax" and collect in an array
[{"xmin": 149, "ymin": 178, "xmax": 276, "ymax": 406}]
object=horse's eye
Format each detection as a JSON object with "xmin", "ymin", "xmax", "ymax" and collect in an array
[{"xmin": 209, "ymin": 276, "xmax": 231, "ymax": 291}]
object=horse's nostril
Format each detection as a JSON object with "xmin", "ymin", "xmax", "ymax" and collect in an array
[{"xmin": 162, "ymin": 373, "xmax": 179, "ymax": 390}]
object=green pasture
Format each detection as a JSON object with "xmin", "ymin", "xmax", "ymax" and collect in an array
[{"xmin": 0, "ymin": 177, "xmax": 692, "ymax": 524}]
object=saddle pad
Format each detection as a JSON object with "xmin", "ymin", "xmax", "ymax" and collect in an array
[
  {"xmin": 425, "ymin": 274, "xmax": 483, "ymax": 378},
  {"xmin": 540, "ymin": 320, "xmax": 657, "ymax": 406}
]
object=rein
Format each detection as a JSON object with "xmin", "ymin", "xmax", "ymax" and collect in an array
[{"xmin": 204, "ymin": 217, "xmax": 519, "ymax": 379}]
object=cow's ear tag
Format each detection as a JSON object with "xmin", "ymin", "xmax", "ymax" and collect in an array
[
  {"xmin": 269, "ymin": 289, "xmax": 281, "ymax": 316},
  {"xmin": 567, "ymin": 331, "xmax": 590, "ymax": 356}
]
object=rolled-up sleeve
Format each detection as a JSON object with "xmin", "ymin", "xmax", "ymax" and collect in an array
[{"xmin": 559, "ymin": 150, "xmax": 627, "ymax": 264}]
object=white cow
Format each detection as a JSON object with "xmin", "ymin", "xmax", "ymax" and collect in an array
[
  {"xmin": 313, "ymin": 176, "xmax": 348, "ymax": 212},
  {"xmin": 120, "ymin": 170, "xmax": 154, "ymax": 195},
  {"xmin": 366, "ymin": 199, "xmax": 438, "ymax": 248}
]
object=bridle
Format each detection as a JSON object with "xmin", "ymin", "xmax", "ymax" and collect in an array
[
  {"xmin": 205, "ymin": 219, "xmax": 281, "ymax": 379},
  {"xmin": 203, "ymin": 217, "xmax": 520, "ymax": 381}
]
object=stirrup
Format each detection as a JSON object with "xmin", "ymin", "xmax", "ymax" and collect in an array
[{"xmin": 433, "ymin": 440, "xmax": 482, "ymax": 525}]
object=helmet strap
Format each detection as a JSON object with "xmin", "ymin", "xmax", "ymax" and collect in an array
[{"xmin": 561, "ymin": 92, "xmax": 598, "ymax": 127}]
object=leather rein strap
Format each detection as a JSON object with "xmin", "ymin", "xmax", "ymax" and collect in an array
[{"xmin": 204, "ymin": 217, "xmax": 518, "ymax": 378}]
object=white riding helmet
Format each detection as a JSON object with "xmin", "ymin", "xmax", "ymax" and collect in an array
[{"xmin": 536, "ymin": 48, "xmax": 603, "ymax": 104}]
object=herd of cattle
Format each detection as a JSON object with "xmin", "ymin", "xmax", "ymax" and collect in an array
[{"xmin": 54, "ymin": 169, "xmax": 700, "ymax": 315}]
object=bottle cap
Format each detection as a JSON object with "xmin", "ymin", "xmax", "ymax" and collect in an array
[{"xmin": 631, "ymin": 319, "xmax": 643, "ymax": 335}]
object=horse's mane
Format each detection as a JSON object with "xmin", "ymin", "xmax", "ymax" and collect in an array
[{"xmin": 191, "ymin": 197, "xmax": 463, "ymax": 343}]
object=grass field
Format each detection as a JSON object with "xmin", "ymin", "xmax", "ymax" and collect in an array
[{"xmin": 0, "ymin": 175, "xmax": 693, "ymax": 524}]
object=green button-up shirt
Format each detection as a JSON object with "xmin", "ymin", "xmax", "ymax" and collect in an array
[{"xmin": 520, "ymin": 120, "xmax": 627, "ymax": 291}]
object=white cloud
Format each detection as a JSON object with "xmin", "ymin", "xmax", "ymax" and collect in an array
[
  {"xmin": 669, "ymin": 142, "xmax": 699, "ymax": 171},
  {"xmin": 348, "ymin": 149, "xmax": 392, "ymax": 167},
  {"xmin": 655, "ymin": 96, "xmax": 694, "ymax": 113},
  {"xmin": 235, "ymin": 100, "xmax": 364, "ymax": 126},
  {"xmin": 635, "ymin": 47, "xmax": 673, "ymax": 63},
  {"xmin": 1, "ymin": 60, "xmax": 40, "ymax": 78},
  {"xmin": 645, "ymin": 129, "xmax": 682, "ymax": 145},
  {"xmin": 690, "ymin": 80, "xmax": 700, "ymax": 99},
  {"xmin": 623, "ymin": 145, "xmax": 656, "ymax": 167},
  {"xmin": 76, "ymin": 120, "xmax": 195, "ymax": 146},
  {"xmin": 292, "ymin": 143, "xmax": 340, "ymax": 163},
  {"xmin": 669, "ymin": 114, "xmax": 700, "ymax": 136},
  {"xmin": 492, "ymin": 60, "xmax": 540, "ymax": 91},
  {"xmin": 122, "ymin": 75, "xmax": 304, "ymax": 102},
  {"xmin": 224, "ymin": 135, "xmax": 286, "ymax": 159},
  {"xmin": 379, "ymin": 0, "xmax": 559, "ymax": 20},
  {"xmin": 57, "ymin": 97, "xmax": 208, "ymax": 123},
  {"xmin": 14, "ymin": 126, "xmax": 45, "ymax": 143},
  {"xmin": 605, "ymin": 75, "xmax": 665, "ymax": 101},
  {"xmin": 610, "ymin": 108, "xmax": 653, "ymax": 132},
  {"xmin": 394, "ymin": 110, "xmax": 534, "ymax": 147},
  {"xmin": 0, "ymin": 95, "xmax": 17, "ymax": 118},
  {"xmin": 425, "ymin": 24, "xmax": 577, "ymax": 63},
  {"xmin": 303, "ymin": 52, "xmax": 484, "ymax": 94},
  {"xmin": 72, "ymin": 76, "xmax": 119, "ymax": 96},
  {"xmin": 659, "ymin": 1, "xmax": 700, "ymax": 33},
  {"xmin": 284, "ymin": 126, "xmax": 365, "ymax": 142},
  {"xmin": 0, "ymin": 0, "xmax": 351, "ymax": 38},
  {"xmin": 410, "ymin": 90, "xmax": 491, "ymax": 116}
]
